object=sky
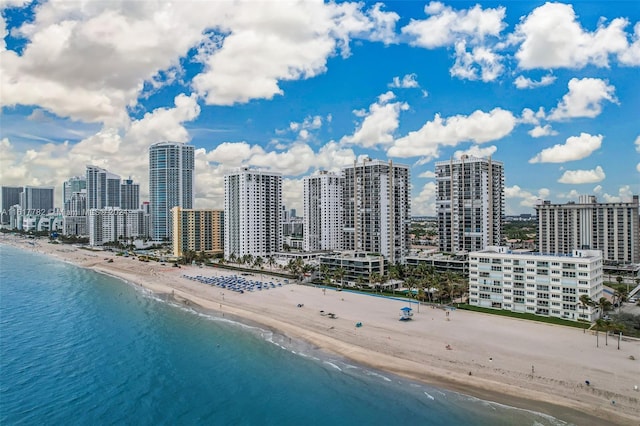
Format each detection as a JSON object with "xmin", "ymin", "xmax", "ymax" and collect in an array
[{"xmin": 1, "ymin": 0, "xmax": 639, "ymax": 216}]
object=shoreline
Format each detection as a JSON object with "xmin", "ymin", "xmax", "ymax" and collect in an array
[{"xmin": 2, "ymin": 236, "xmax": 639, "ymax": 425}]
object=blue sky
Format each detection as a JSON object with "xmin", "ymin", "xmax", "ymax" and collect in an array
[{"xmin": 1, "ymin": 0, "xmax": 638, "ymax": 215}]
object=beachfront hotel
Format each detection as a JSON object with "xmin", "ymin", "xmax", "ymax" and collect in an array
[
  {"xmin": 86, "ymin": 166, "xmax": 121, "ymax": 210},
  {"xmin": 224, "ymin": 168, "xmax": 282, "ymax": 259},
  {"xmin": 469, "ymin": 246, "xmax": 603, "ymax": 322},
  {"xmin": 119, "ymin": 178, "xmax": 140, "ymax": 210},
  {"xmin": 1, "ymin": 186, "xmax": 24, "ymax": 225},
  {"xmin": 62, "ymin": 176, "xmax": 87, "ymax": 205},
  {"xmin": 88, "ymin": 208, "xmax": 145, "ymax": 246},
  {"xmin": 535, "ymin": 195, "xmax": 640, "ymax": 263},
  {"xmin": 171, "ymin": 207, "xmax": 224, "ymax": 258},
  {"xmin": 303, "ymin": 170, "xmax": 343, "ymax": 252},
  {"xmin": 319, "ymin": 251, "xmax": 387, "ymax": 288},
  {"xmin": 149, "ymin": 142, "xmax": 195, "ymax": 242},
  {"xmin": 435, "ymin": 156, "xmax": 504, "ymax": 254},
  {"xmin": 20, "ymin": 186, "xmax": 55, "ymax": 214},
  {"xmin": 342, "ymin": 158, "xmax": 410, "ymax": 264}
]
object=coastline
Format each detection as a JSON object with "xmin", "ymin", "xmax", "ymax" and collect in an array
[{"xmin": 2, "ymin": 236, "xmax": 639, "ymax": 425}]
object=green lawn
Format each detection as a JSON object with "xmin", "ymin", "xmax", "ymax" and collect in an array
[{"xmin": 457, "ymin": 304, "xmax": 589, "ymax": 329}]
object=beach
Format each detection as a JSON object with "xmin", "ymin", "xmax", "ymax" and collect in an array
[{"xmin": 3, "ymin": 235, "xmax": 639, "ymax": 425}]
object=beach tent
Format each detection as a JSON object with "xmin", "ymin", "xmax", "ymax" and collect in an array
[{"xmin": 399, "ymin": 307, "xmax": 413, "ymax": 321}]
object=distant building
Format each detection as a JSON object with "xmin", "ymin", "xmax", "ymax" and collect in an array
[
  {"xmin": 171, "ymin": 207, "xmax": 224, "ymax": 258},
  {"xmin": 20, "ymin": 186, "xmax": 54, "ymax": 214},
  {"xmin": 303, "ymin": 170, "xmax": 343, "ymax": 252},
  {"xmin": 63, "ymin": 176, "xmax": 86, "ymax": 204},
  {"xmin": 342, "ymin": 159, "xmax": 410, "ymax": 264},
  {"xmin": 149, "ymin": 142, "xmax": 194, "ymax": 241},
  {"xmin": 141, "ymin": 201, "xmax": 152, "ymax": 239},
  {"xmin": 63, "ymin": 215, "xmax": 87, "ymax": 237},
  {"xmin": 0, "ymin": 186, "xmax": 22, "ymax": 225},
  {"xmin": 469, "ymin": 246, "xmax": 603, "ymax": 322},
  {"xmin": 86, "ymin": 166, "xmax": 121, "ymax": 210},
  {"xmin": 535, "ymin": 195, "xmax": 639, "ymax": 263},
  {"xmin": 435, "ymin": 156, "xmax": 504, "ymax": 253},
  {"xmin": 405, "ymin": 252, "xmax": 469, "ymax": 277},
  {"xmin": 88, "ymin": 208, "xmax": 145, "ymax": 246},
  {"xmin": 63, "ymin": 190, "xmax": 87, "ymax": 236},
  {"xmin": 120, "ymin": 178, "xmax": 140, "ymax": 210},
  {"xmin": 224, "ymin": 168, "xmax": 282, "ymax": 258},
  {"xmin": 22, "ymin": 212, "xmax": 63, "ymax": 233}
]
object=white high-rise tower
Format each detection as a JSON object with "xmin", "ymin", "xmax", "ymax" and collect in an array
[
  {"xmin": 303, "ymin": 171, "xmax": 343, "ymax": 251},
  {"xmin": 224, "ymin": 168, "xmax": 282, "ymax": 259}
]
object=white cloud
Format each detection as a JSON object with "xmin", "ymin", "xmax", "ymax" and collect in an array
[
  {"xmin": 402, "ymin": 2, "xmax": 506, "ymax": 48},
  {"xmin": 636, "ymin": 163, "xmax": 640, "ymax": 173},
  {"xmin": 513, "ymin": 2, "xmax": 631, "ymax": 69},
  {"xmin": 412, "ymin": 181, "xmax": 436, "ymax": 216},
  {"xmin": 388, "ymin": 108, "xmax": 515, "ymax": 160},
  {"xmin": 528, "ymin": 125, "xmax": 558, "ymax": 138},
  {"xmin": 514, "ymin": 74, "xmax": 556, "ymax": 89},
  {"xmin": 519, "ymin": 107, "xmax": 546, "ymax": 125},
  {"xmin": 453, "ymin": 145, "xmax": 497, "ymax": 159},
  {"xmin": 601, "ymin": 185, "xmax": 634, "ymax": 203},
  {"xmin": 529, "ymin": 133, "xmax": 602, "ymax": 163},
  {"xmin": 418, "ymin": 170, "xmax": 436, "ymax": 178},
  {"xmin": 619, "ymin": 22, "xmax": 640, "ymax": 65},
  {"xmin": 450, "ymin": 40, "xmax": 503, "ymax": 82},
  {"xmin": 549, "ymin": 78, "xmax": 616, "ymax": 120},
  {"xmin": 388, "ymin": 73, "xmax": 420, "ymax": 88},
  {"xmin": 635, "ymin": 135, "xmax": 640, "ymax": 153},
  {"xmin": 505, "ymin": 185, "xmax": 551, "ymax": 209},
  {"xmin": 558, "ymin": 166, "xmax": 605, "ymax": 184},
  {"xmin": 340, "ymin": 91, "xmax": 408, "ymax": 148}
]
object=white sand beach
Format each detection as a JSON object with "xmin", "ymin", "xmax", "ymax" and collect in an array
[{"xmin": 3, "ymin": 235, "xmax": 639, "ymax": 425}]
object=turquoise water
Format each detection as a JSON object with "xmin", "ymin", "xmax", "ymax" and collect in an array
[{"xmin": 0, "ymin": 244, "xmax": 568, "ymax": 425}]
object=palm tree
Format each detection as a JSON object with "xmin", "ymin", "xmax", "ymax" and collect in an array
[
  {"xmin": 579, "ymin": 294, "xmax": 593, "ymax": 323},
  {"xmin": 597, "ymin": 297, "xmax": 613, "ymax": 319},
  {"xmin": 334, "ymin": 267, "xmax": 346, "ymax": 288},
  {"xmin": 266, "ymin": 255, "xmax": 276, "ymax": 271},
  {"xmin": 253, "ymin": 256, "xmax": 264, "ymax": 269}
]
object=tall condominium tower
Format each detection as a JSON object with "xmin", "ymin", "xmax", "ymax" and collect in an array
[
  {"xmin": 20, "ymin": 186, "xmax": 54, "ymax": 213},
  {"xmin": 63, "ymin": 176, "xmax": 86, "ymax": 204},
  {"xmin": 535, "ymin": 195, "xmax": 640, "ymax": 263},
  {"xmin": 303, "ymin": 170, "xmax": 343, "ymax": 251},
  {"xmin": 342, "ymin": 159, "xmax": 410, "ymax": 264},
  {"xmin": 224, "ymin": 168, "xmax": 282, "ymax": 258},
  {"xmin": 0, "ymin": 186, "xmax": 23, "ymax": 224},
  {"xmin": 435, "ymin": 156, "xmax": 504, "ymax": 253},
  {"xmin": 86, "ymin": 166, "xmax": 121, "ymax": 210},
  {"xmin": 120, "ymin": 178, "xmax": 140, "ymax": 210},
  {"xmin": 171, "ymin": 207, "xmax": 224, "ymax": 258},
  {"xmin": 149, "ymin": 142, "xmax": 195, "ymax": 241}
]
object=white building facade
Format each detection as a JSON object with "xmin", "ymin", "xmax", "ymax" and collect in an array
[
  {"xmin": 224, "ymin": 168, "xmax": 282, "ymax": 259},
  {"xmin": 342, "ymin": 159, "xmax": 410, "ymax": 264},
  {"xmin": 469, "ymin": 246, "xmax": 603, "ymax": 322},
  {"xmin": 535, "ymin": 195, "xmax": 639, "ymax": 263},
  {"xmin": 303, "ymin": 171, "xmax": 343, "ymax": 252},
  {"xmin": 88, "ymin": 208, "xmax": 145, "ymax": 246},
  {"xmin": 436, "ymin": 156, "xmax": 504, "ymax": 254},
  {"xmin": 86, "ymin": 166, "xmax": 121, "ymax": 210}
]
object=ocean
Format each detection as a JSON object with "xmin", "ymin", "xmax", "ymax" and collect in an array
[{"xmin": 0, "ymin": 244, "xmax": 569, "ymax": 425}]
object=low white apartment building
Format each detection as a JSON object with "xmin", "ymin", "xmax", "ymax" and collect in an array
[
  {"xmin": 469, "ymin": 246, "xmax": 603, "ymax": 322},
  {"xmin": 88, "ymin": 208, "xmax": 145, "ymax": 246}
]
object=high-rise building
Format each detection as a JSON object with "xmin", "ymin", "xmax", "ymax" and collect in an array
[
  {"xmin": 171, "ymin": 207, "xmax": 224, "ymax": 258},
  {"xmin": 88, "ymin": 208, "xmax": 145, "ymax": 246},
  {"xmin": 149, "ymin": 142, "xmax": 195, "ymax": 241},
  {"xmin": 86, "ymin": 166, "xmax": 121, "ymax": 210},
  {"xmin": 469, "ymin": 246, "xmax": 603, "ymax": 322},
  {"xmin": 342, "ymin": 159, "xmax": 410, "ymax": 264},
  {"xmin": 120, "ymin": 178, "xmax": 140, "ymax": 210},
  {"xmin": 63, "ymin": 176, "xmax": 86, "ymax": 204},
  {"xmin": 20, "ymin": 186, "xmax": 54, "ymax": 213},
  {"xmin": 435, "ymin": 156, "xmax": 504, "ymax": 253},
  {"xmin": 0, "ymin": 186, "xmax": 23, "ymax": 224},
  {"xmin": 535, "ymin": 195, "xmax": 639, "ymax": 263},
  {"xmin": 303, "ymin": 170, "xmax": 343, "ymax": 251},
  {"xmin": 224, "ymin": 168, "xmax": 282, "ymax": 258}
]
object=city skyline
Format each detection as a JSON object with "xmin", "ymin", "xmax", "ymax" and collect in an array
[{"xmin": 1, "ymin": 1, "xmax": 639, "ymax": 216}]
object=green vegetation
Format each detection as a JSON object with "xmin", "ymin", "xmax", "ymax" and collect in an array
[
  {"xmin": 458, "ymin": 304, "xmax": 589, "ymax": 329},
  {"xmin": 503, "ymin": 219, "xmax": 536, "ymax": 240}
]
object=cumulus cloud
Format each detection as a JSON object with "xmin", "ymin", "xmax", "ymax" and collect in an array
[
  {"xmin": 388, "ymin": 73, "xmax": 420, "ymax": 88},
  {"xmin": 453, "ymin": 145, "xmax": 497, "ymax": 159},
  {"xmin": 528, "ymin": 125, "xmax": 558, "ymax": 138},
  {"xmin": 529, "ymin": 133, "xmax": 602, "ymax": 163},
  {"xmin": 548, "ymin": 78, "xmax": 617, "ymax": 120},
  {"xmin": 558, "ymin": 166, "xmax": 605, "ymax": 184},
  {"xmin": 619, "ymin": 22, "xmax": 640, "ymax": 65},
  {"xmin": 505, "ymin": 185, "xmax": 550, "ymax": 209},
  {"xmin": 340, "ymin": 91, "xmax": 409, "ymax": 148},
  {"xmin": 514, "ymin": 74, "xmax": 556, "ymax": 89},
  {"xmin": 512, "ymin": 2, "xmax": 632, "ymax": 69},
  {"xmin": 635, "ymin": 135, "xmax": 640, "ymax": 153},
  {"xmin": 388, "ymin": 108, "xmax": 515, "ymax": 160},
  {"xmin": 450, "ymin": 41, "xmax": 503, "ymax": 82},
  {"xmin": 412, "ymin": 181, "xmax": 436, "ymax": 216},
  {"xmin": 418, "ymin": 170, "xmax": 436, "ymax": 178},
  {"xmin": 601, "ymin": 185, "xmax": 634, "ymax": 203}
]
